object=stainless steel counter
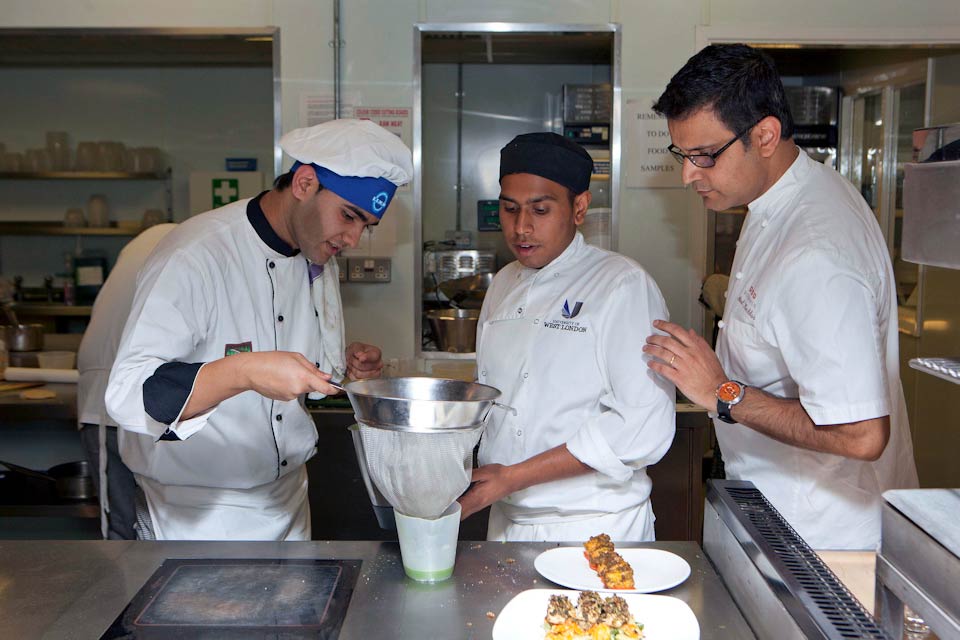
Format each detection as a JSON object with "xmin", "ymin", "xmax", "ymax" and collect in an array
[{"xmin": 0, "ymin": 539, "xmax": 755, "ymax": 639}]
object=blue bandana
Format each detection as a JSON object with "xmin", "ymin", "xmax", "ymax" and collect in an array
[{"xmin": 291, "ymin": 161, "xmax": 397, "ymax": 219}]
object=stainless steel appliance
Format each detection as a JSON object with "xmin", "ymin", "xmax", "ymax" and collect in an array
[
  {"xmin": 900, "ymin": 123, "xmax": 960, "ymax": 488},
  {"xmin": 703, "ymin": 480, "xmax": 890, "ymax": 640},
  {"xmin": 426, "ymin": 308, "xmax": 480, "ymax": 353},
  {"xmin": 874, "ymin": 489, "xmax": 960, "ymax": 639},
  {"xmin": 423, "ymin": 249, "xmax": 496, "ymax": 288}
]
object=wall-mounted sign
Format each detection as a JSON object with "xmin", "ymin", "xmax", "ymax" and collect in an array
[
  {"xmin": 625, "ymin": 98, "xmax": 682, "ymax": 189},
  {"xmin": 353, "ymin": 106, "xmax": 411, "ymax": 147},
  {"xmin": 299, "ymin": 92, "xmax": 359, "ymax": 127}
]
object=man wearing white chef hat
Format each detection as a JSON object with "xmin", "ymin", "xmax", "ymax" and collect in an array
[
  {"xmin": 458, "ymin": 132, "xmax": 676, "ymax": 542},
  {"xmin": 107, "ymin": 119, "xmax": 412, "ymax": 541},
  {"xmin": 644, "ymin": 44, "xmax": 918, "ymax": 550}
]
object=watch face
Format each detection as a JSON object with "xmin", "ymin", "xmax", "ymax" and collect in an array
[{"xmin": 717, "ymin": 381, "xmax": 743, "ymax": 403}]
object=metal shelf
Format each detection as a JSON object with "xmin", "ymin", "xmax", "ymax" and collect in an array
[
  {"xmin": 909, "ymin": 357, "xmax": 960, "ymax": 385},
  {"xmin": 0, "ymin": 503, "xmax": 99, "ymax": 519},
  {"xmin": 0, "ymin": 170, "xmax": 167, "ymax": 180},
  {"xmin": 11, "ymin": 303, "xmax": 93, "ymax": 316},
  {"xmin": 0, "ymin": 221, "xmax": 142, "ymax": 236}
]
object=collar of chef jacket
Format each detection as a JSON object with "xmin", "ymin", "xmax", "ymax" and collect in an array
[
  {"xmin": 246, "ymin": 191, "xmax": 299, "ymax": 257},
  {"xmin": 514, "ymin": 231, "xmax": 587, "ymax": 282},
  {"xmin": 745, "ymin": 148, "xmax": 809, "ymax": 225}
]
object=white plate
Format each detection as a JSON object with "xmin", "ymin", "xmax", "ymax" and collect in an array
[
  {"xmin": 534, "ymin": 547, "xmax": 691, "ymax": 594},
  {"xmin": 492, "ymin": 589, "xmax": 700, "ymax": 640}
]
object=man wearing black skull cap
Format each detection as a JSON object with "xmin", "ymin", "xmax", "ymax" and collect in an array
[{"xmin": 458, "ymin": 133, "xmax": 676, "ymax": 542}]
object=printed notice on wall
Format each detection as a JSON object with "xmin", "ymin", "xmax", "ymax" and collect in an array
[
  {"xmin": 299, "ymin": 93, "xmax": 359, "ymax": 127},
  {"xmin": 625, "ymin": 98, "xmax": 682, "ymax": 188},
  {"xmin": 353, "ymin": 106, "xmax": 411, "ymax": 147}
]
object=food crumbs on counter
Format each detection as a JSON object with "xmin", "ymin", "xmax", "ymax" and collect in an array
[
  {"xmin": 470, "ymin": 543, "xmax": 482, "ymax": 550},
  {"xmin": 505, "ymin": 557, "xmax": 516, "ymax": 564},
  {"xmin": 466, "ymin": 622, "xmax": 473, "ymax": 627},
  {"xmin": 486, "ymin": 611, "xmax": 496, "ymax": 619}
]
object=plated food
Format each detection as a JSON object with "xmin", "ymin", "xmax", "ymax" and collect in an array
[
  {"xmin": 584, "ymin": 533, "xmax": 635, "ymax": 590},
  {"xmin": 534, "ymin": 547, "xmax": 691, "ymax": 594},
  {"xmin": 491, "ymin": 589, "xmax": 700, "ymax": 640},
  {"xmin": 544, "ymin": 590, "xmax": 644, "ymax": 639}
]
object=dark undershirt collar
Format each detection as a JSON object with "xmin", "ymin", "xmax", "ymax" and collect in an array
[{"xmin": 246, "ymin": 191, "xmax": 299, "ymax": 257}]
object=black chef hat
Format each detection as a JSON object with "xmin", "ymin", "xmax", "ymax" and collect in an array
[{"xmin": 499, "ymin": 132, "xmax": 594, "ymax": 195}]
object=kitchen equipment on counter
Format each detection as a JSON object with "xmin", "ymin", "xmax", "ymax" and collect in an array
[
  {"xmin": 337, "ymin": 376, "xmax": 502, "ymax": 432},
  {"xmin": 875, "ymin": 489, "xmax": 960, "ymax": 640},
  {"xmin": 100, "ymin": 558, "xmax": 360, "ymax": 639},
  {"xmin": 1, "ymin": 323, "xmax": 45, "ymax": 352},
  {"xmin": 426, "ymin": 308, "xmax": 480, "ymax": 353},
  {"xmin": 348, "ymin": 423, "xmax": 396, "ymax": 530},
  {"xmin": 395, "ymin": 502, "xmax": 461, "ymax": 582},
  {"xmin": 339, "ymin": 377, "xmax": 504, "ymax": 551},
  {"xmin": 436, "ymin": 272, "xmax": 492, "ymax": 309},
  {"xmin": 704, "ymin": 480, "xmax": 888, "ymax": 640},
  {"xmin": 423, "ymin": 249, "xmax": 496, "ymax": 289},
  {"xmin": 0, "ymin": 459, "xmax": 95, "ymax": 501}
]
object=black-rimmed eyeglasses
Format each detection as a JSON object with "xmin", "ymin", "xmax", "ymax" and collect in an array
[{"xmin": 667, "ymin": 119, "xmax": 762, "ymax": 168}]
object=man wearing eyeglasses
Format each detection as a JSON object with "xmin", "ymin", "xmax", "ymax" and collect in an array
[{"xmin": 643, "ymin": 44, "xmax": 917, "ymax": 551}]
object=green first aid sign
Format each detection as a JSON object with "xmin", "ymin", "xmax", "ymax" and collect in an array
[{"xmin": 212, "ymin": 178, "xmax": 240, "ymax": 207}]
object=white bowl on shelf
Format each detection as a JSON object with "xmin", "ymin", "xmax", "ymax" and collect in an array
[{"xmin": 36, "ymin": 350, "xmax": 76, "ymax": 369}]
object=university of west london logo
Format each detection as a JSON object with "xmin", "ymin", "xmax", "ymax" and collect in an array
[
  {"xmin": 561, "ymin": 299, "xmax": 583, "ymax": 319},
  {"xmin": 545, "ymin": 299, "xmax": 587, "ymax": 333}
]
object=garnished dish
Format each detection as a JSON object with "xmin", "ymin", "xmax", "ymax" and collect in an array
[
  {"xmin": 543, "ymin": 590, "xmax": 644, "ymax": 639},
  {"xmin": 583, "ymin": 534, "xmax": 635, "ymax": 590}
]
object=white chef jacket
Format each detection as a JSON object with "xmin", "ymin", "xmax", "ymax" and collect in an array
[
  {"xmin": 106, "ymin": 196, "xmax": 335, "ymax": 541},
  {"xmin": 715, "ymin": 149, "xmax": 919, "ymax": 550},
  {"xmin": 77, "ymin": 223, "xmax": 176, "ymax": 537},
  {"xmin": 477, "ymin": 232, "xmax": 675, "ymax": 541},
  {"xmin": 78, "ymin": 224, "xmax": 176, "ymax": 429}
]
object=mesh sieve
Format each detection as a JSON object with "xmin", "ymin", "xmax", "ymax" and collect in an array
[{"xmin": 358, "ymin": 422, "xmax": 482, "ymax": 519}]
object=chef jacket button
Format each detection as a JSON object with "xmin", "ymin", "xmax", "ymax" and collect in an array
[
  {"xmin": 315, "ymin": 362, "xmax": 320, "ymax": 368},
  {"xmin": 281, "ymin": 460, "xmax": 288, "ymax": 467},
  {"xmin": 517, "ymin": 307, "xmax": 523, "ymax": 315},
  {"xmin": 554, "ymin": 273, "xmax": 559, "ymax": 278},
  {"xmin": 516, "ymin": 429, "xmax": 523, "ymax": 436},
  {"xmin": 269, "ymin": 261, "xmax": 275, "ymax": 269},
  {"xmin": 276, "ymin": 414, "xmax": 283, "ymax": 421},
  {"xmin": 735, "ymin": 272, "xmax": 743, "ymax": 280},
  {"xmin": 314, "ymin": 308, "xmax": 319, "ymax": 317},
  {"xmin": 522, "ymin": 372, "xmax": 529, "ymax": 379},
  {"xmin": 278, "ymin": 314, "xmax": 284, "ymax": 322},
  {"xmin": 761, "ymin": 220, "xmax": 768, "ymax": 228},
  {"xmin": 718, "ymin": 320, "xmax": 726, "ymax": 329},
  {"xmin": 481, "ymin": 370, "xmax": 486, "ymax": 376},
  {"xmin": 534, "ymin": 318, "xmax": 540, "ymax": 324}
]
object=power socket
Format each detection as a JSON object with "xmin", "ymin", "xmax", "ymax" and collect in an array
[{"xmin": 347, "ymin": 257, "xmax": 391, "ymax": 283}]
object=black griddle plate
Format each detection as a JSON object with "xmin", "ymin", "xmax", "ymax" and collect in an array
[{"xmin": 101, "ymin": 558, "xmax": 361, "ymax": 639}]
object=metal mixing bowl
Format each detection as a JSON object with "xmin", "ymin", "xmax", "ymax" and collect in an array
[{"xmin": 342, "ymin": 376, "xmax": 501, "ymax": 432}]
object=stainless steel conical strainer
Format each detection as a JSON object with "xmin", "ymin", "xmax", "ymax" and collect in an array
[
  {"xmin": 336, "ymin": 377, "xmax": 509, "ymax": 519},
  {"xmin": 359, "ymin": 424, "xmax": 482, "ymax": 518}
]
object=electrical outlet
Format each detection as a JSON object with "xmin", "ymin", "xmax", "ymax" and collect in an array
[{"xmin": 347, "ymin": 257, "xmax": 391, "ymax": 283}]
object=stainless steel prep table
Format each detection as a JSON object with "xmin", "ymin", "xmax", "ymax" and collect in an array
[{"xmin": 0, "ymin": 539, "xmax": 755, "ymax": 639}]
